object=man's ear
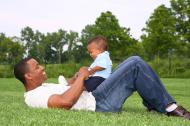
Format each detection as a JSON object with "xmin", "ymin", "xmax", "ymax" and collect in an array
[{"xmin": 24, "ymin": 73, "xmax": 32, "ymax": 80}]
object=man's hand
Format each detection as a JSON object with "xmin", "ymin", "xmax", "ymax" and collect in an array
[
  {"xmin": 67, "ymin": 67, "xmax": 89, "ymax": 85},
  {"xmin": 78, "ymin": 67, "xmax": 90, "ymax": 80},
  {"xmin": 73, "ymin": 72, "xmax": 79, "ymax": 79}
]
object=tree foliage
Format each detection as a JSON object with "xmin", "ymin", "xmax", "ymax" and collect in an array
[
  {"xmin": 0, "ymin": 33, "xmax": 24, "ymax": 65},
  {"xmin": 141, "ymin": 5, "xmax": 178, "ymax": 59},
  {"xmin": 21, "ymin": 27, "xmax": 44, "ymax": 62},
  {"xmin": 170, "ymin": 0, "xmax": 190, "ymax": 57},
  {"xmin": 81, "ymin": 11, "xmax": 141, "ymax": 61}
]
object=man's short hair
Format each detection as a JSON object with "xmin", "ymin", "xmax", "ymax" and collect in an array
[
  {"xmin": 14, "ymin": 57, "xmax": 32, "ymax": 84},
  {"xmin": 88, "ymin": 35, "xmax": 108, "ymax": 51}
]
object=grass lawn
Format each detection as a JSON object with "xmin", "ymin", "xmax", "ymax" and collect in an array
[{"xmin": 0, "ymin": 78, "xmax": 190, "ymax": 126}]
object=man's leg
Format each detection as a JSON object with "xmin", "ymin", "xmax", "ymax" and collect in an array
[{"xmin": 92, "ymin": 56, "xmax": 175, "ymax": 113}]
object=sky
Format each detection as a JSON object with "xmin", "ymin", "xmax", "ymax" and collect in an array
[{"xmin": 0, "ymin": 0, "xmax": 170, "ymax": 40}]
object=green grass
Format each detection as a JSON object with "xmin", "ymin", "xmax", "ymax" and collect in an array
[{"xmin": 0, "ymin": 78, "xmax": 190, "ymax": 126}]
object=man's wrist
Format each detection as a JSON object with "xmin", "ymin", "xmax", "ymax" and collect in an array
[{"xmin": 77, "ymin": 73, "xmax": 86, "ymax": 80}]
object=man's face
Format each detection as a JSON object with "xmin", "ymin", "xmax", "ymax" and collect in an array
[{"xmin": 25, "ymin": 58, "xmax": 47, "ymax": 85}]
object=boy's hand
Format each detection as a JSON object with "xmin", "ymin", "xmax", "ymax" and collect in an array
[{"xmin": 89, "ymin": 66, "xmax": 105, "ymax": 75}]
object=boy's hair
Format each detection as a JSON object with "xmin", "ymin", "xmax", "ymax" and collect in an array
[
  {"xmin": 88, "ymin": 36, "xmax": 108, "ymax": 51},
  {"xmin": 14, "ymin": 57, "xmax": 32, "ymax": 85}
]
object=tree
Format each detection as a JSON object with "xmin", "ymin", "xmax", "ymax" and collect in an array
[
  {"xmin": 21, "ymin": 27, "xmax": 44, "ymax": 62},
  {"xmin": 0, "ymin": 33, "xmax": 6, "ymax": 42},
  {"xmin": 141, "ymin": 5, "xmax": 177, "ymax": 60},
  {"xmin": 79, "ymin": 25, "xmax": 97, "ymax": 61},
  {"xmin": 8, "ymin": 40, "xmax": 24, "ymax": 65},
  {"xmin": 81, "ymin": 11, "xmax": 139, "ymax": 61},
  {"xmin": 65, "ymin": 31, "xmax": 79, "ymax": 61},
  {"xmin": 42, "ymin": 29, "xmax": 67, "ymax": 64},
  {"xmin": 0, "ymin": 34, "xmax": 24, "ymax": 65},
  {"xmin": 170, "ymin": 0, "xmax": 190, "ymax": 57}
]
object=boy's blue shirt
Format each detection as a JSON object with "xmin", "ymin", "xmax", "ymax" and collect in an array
[{"xmin": 89, "ymin": 51, "xmax": 112, "ymax": 78}]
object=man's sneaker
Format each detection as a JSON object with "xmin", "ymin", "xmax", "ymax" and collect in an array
[
  {"xmin": 58, "ymin": 75, "xmax": 68, "ymax": 85},
  {"xmin": 167, "ymin": 106, "xmax": 190, "ymax": 120}
]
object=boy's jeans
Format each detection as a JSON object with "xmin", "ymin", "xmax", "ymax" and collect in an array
[{"xmin": 92, "ymin": 56, "xmax": 175, "ymax": 113}]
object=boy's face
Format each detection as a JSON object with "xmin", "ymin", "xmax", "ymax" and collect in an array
[{"xmin": 87, "ymin": 42, "xmax": 101, "ymax": 60}]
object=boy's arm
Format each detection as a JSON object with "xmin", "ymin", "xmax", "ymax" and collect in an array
[{"xmin": 89, "ymin": 66, "xmax": 105, "ymax": 75}]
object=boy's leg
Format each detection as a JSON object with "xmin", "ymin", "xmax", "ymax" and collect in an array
[
  {"xmin": 93, "ymin": 56, "xmax": 175, "ymax": 112},
  {"xmin": 84, "ymin": 77, "xmax": 105, "ymax": 92}
]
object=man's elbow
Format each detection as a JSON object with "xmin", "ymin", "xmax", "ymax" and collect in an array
[
  {"xmin": 60, "ymin": 101, "xmax": 74, "ymax": 110},
  {"xmin": 48, "ymin": 95, "xmax": 75, "ymax": 110}
]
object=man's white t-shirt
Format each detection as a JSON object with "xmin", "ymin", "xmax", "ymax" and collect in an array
[{"xmin": 24, "ymin": 83, "xmax": 96, "ymax": 111}]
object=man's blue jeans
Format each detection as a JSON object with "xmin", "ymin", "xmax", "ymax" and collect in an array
[{"xmin": 92, "ymin": 56, "xmax": 176, "ymax": 113}]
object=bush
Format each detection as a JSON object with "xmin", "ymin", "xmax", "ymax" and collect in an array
[
  {"xmin": 0, "ymin": 58, "xmax": 190, "ymax": 78},
  {"xmin": 0, "ymin": 65, "xmax": 14, "ymax": 78},
  {"xmin": 148, "ymin": 57, "xmax": 190, "ymax": 78},
  {"xmin": 45, "ymin": 61, "xmax": 82, "ymax": 78},
  {"xmin": 175, "ymin": 69, "xmax": 190, "ymax": 78}
]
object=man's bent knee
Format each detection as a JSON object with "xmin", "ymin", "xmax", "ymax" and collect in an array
[{"xmin": 126, "ymin": 56, "xmax": 142, "ymax": 62}]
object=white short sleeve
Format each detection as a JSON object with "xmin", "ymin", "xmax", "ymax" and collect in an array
[
  {"xmin": 24, "ymin": 84, "xmax": 69, "ymax": 108},
  {"xmin": 24, "ymin": 86, "xmax": 52, "ymax": 108}
]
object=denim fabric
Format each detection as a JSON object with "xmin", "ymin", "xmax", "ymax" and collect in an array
[{"xmin": 92, "ymin": 56, "xmax": 176, "ymax": 113}]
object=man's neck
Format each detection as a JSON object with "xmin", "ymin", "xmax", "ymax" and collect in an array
[{"xmin": 25, "ymin": 81, "xmax": 42, "ymax": 92}]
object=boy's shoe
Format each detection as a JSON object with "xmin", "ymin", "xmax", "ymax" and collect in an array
[{"xmin": 58, "ymin": 75, "xmax": 68, "ymax": 86}]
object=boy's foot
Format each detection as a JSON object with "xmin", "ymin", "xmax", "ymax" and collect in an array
[{"xmin": 58, "ymin": 75, "xmax": 68, "ymax": 85}]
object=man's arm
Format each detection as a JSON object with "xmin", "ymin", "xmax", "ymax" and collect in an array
[
  {"xmin": 48, "ymin": 67, "xmax": 89, "ymax": 109},
  {"xmin": 67, "ymin": 72, "xmax": 78, "ymax": 85}
]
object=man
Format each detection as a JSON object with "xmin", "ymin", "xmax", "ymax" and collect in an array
[{"xmin": 14, "ymin": 56, "xmax": 190, "ymax": 120}]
